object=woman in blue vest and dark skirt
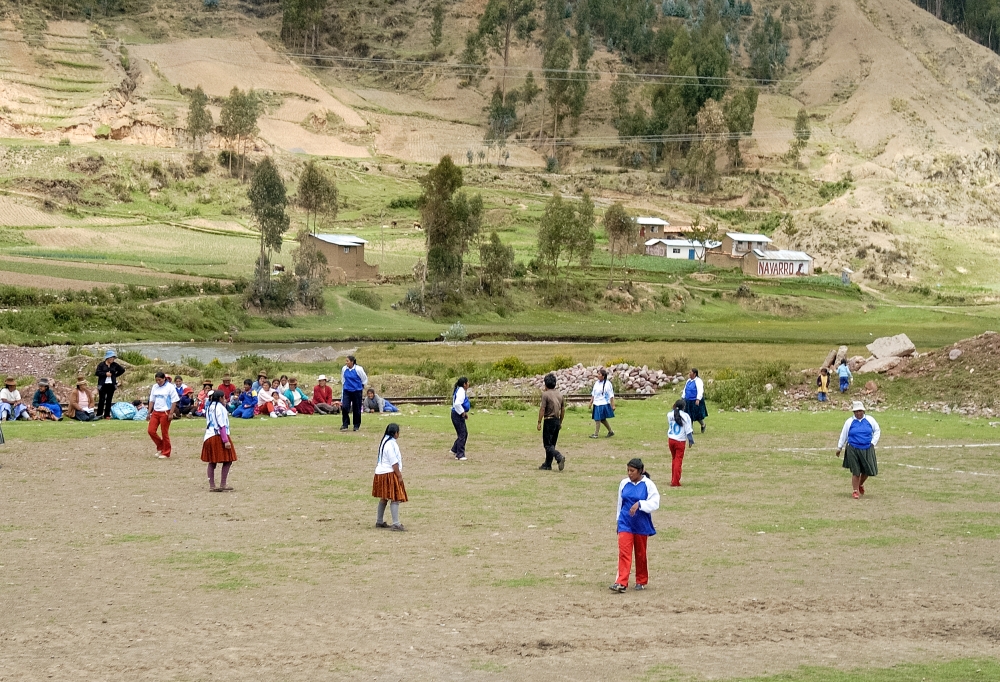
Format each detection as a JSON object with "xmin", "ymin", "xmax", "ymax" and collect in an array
[
  {"xmin": 610, "ymin": 458, "xmax": 660, "ymax": 592},
  {"xmin": 340, "ymin": 355, "xmax": 368, "ymax": 432},
  {"xmin": 450, "ymin": 377, "xmax": 470, "ymax": 461},
  {"xmin": 682, "ymin": 368, "xmax": 708, "ymax": 433},
  {"xmin": 836, "ymin": 400, "xmax": 881, "ymax": 499}
]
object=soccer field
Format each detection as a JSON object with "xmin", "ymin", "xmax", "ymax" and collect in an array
[{"xmin": 2, "ymin": 400, "xmax": 999, "ymax": 680}]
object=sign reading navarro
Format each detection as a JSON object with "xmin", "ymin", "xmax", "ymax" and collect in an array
[{"xmin": 757, "ymin": 260, "xmax": 807, "ymax": 276}]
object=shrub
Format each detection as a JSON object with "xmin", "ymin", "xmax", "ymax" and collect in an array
[
  {"xmin": 500, "ymin": 398, "xmax": 530, "ymax": 411},
  {"xmin": 58, "ymin": 137, "xmax": 70, "ymax": 146},
  {"xmin": 706, "ymin": 362, "xmax": 790, "ymax": 410},
  {"xmin": 442, "ymin": 321, "xmax": 468, "ymax": 341},
  {"xmin": 387, "ymin": 196, "xmax": 420, "ymax": 209},
  {"xmin": 347, "ymin": 287, "xmax": 381, "ymax": 310},
  {"xmin": 492, "ymin": 356, "xmax": 531, "ymax": 379},
  {"xmin": 545, "ymin": 156, "xmax": 559, "ymax": 173},
  {"xmin": 658, "ymin": 355, "xmax": 689, "ymax": 375},
  {"xmin": 182, "ymin": 355, "xmax": 206, "ymax": 370},
  {"xmin": 118, "ymin": 349, "xmax": 151, "ymax": 365}
]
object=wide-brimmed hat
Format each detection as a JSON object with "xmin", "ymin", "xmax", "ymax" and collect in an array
[
  {"xmin": 38, "ymin": 378, "xmax": 50, "ymax": 386},
  {"xmin": 202, "ymin": 380, "xmax": 213, "ymax": 387},
  {"xmin": 258, "ymin": 371, "xmax": 267, "ymax": 378},
  {"xmin": 104, "ymin": 350, "xmax": 117, "ymax": 359},
  {"xmin": 76, "ymin": 375, "xmax": 87, "ymax": 385},
  {"xmin": 222, "ymin": 374, "xmax": 232, "ymax": 381},
  {"xmin": 4, "ymin": 376, "xmax": 15, "ymax": 387},
  {"xmin": 317, "ymin": 374, "xmax": 327, "ymax": 381},
  {"xmin": 851, "ymin": 400, "xmax": 865, "ymax": 412}
]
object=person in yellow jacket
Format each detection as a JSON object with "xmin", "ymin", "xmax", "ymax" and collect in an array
[{"xmin": 817, "ymin": 367, "xmax": 830, "ymax": 402}]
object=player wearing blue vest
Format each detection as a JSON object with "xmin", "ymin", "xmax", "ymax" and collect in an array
[
  {"xmin": 611, "ymin": 458, "xmax": 660, "ymax": 592},
  {"xmin": 340, "ymin": 355, "xmax": 368, "ymax": 432},
  {"xmin": 589, "ymin": 368, "xmax": 616, "ymax": 438},
  {"xmin": 836, "ymin": 400, "xmax": 881, "ymax": 499},
  {"xmin": 682, "ymin": 368, "xmax": 708, "ymax": 433},
  {"xmin": 450, "ymin": 377, "xmax": 470, "ymax": 461}
]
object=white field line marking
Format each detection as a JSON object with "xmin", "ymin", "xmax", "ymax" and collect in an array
[{"xmin": 772, "ymin": 444, "xmax": 1000, "ymax": 478}]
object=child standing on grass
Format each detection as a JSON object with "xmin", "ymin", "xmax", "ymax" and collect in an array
[
  {"xmin": 372, "ymin": 423, "xmax": 407, "ymax": 531},
  {"xmin": 817, "ymin": 368, "xmax": 830, "ymax": 402},
  {"xmin": 837, "ymin": 361, "xmax": 853, "ymax": 393},
  {"xmin": 589, "ymin": 368, "xmax": 615, "ymax": 439},
  {"xmin": 202, "ymin": 391, "xmax": 237, "ymax": 492},
  {"xmin": 667, "ymin": 400, "xmax": 694, "ymax": 487},
  {"xmin": 611, "ymin": 458, "xmax": 660, "ymax": 593}
]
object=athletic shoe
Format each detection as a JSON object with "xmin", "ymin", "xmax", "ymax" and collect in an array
[
  {"xmin": 457, "ymin": 456, "xmax": 467, "ymax": 461},
  {"xmin": 589, "ymin": 434, "xmax": 600, "ymax": 439},
  {"xmin": 859, "ymin": 485, "xmax": 865, "ymax": 496},
  {"xmin": 852, "ymin": 491, "xmax": 860, "ymax": 499},
  {"xmin": 634, "ymin": 584, "xmax": 646, "ymax": 591},
  {"xmin": 375, "ymin": 521, "xmax": 389, "ymax": 529},
  {"xmin": 353, "ymin": 427, "xmax": 359, "ymax": 432},
  {"xmin": 390, "ymin": 524, "xmax": 406, "ymax": 532},
  {"xmin": 157, "ymin": 454, "xmax": 169, "ymax": 459},
  {"xmin": 556, "ymin": 454, "xmax": 566, "ymax": 471},
  {"xmin": 609, "ymin": 583, "xmax": 627, "ymax": 593},
  {"xmin": 606, "ymin": 431, "xmax": 615, "ymax": 438},
  {"xmin": 270, "ymin": 412, "xmax": 278, "ymax": 418},
  {"xmin": 339, "ymin": 425, "xmax": 349, "ymax": 431},
  {"xmin": 538, "ymin": 465, "xmax": 552, "ymax": 470}
]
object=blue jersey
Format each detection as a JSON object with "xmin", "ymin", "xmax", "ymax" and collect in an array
[
  {"xmin": 617, "ymin": 479, "xmax": 659, "ymax": 536},
  {"xmin": 238, "ymin": 391, "xmax": 256, "ymax": 409},
  {"xmin": 343, "ymin": 367, "xmax": 364, "ymax": 392},
  {"xmin": 847, "ymin": 418, "xmax": 875, "ymax": 449},
  {"xmin": 453, "ymin": 388, "xmax": 471, "ymax": 414},
  {"xmin": 683, "ymin": 378, "xmax": 699, "ymax": 400}
]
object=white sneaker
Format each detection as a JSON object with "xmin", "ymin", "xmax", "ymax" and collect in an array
[
  {"xmin": 270, "ymin": 412, "xmax": 279, "ymax": 418},
  {"xmin": 458, "ymin": 456, "xmax": 467, "ymax": 461},
  {"xmin": 157, "ymin": 454, "xmax": 169, "ymax": 459}
]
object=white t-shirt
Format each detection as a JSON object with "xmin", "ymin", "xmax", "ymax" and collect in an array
[
  {"xmin": 667, "ymin": 409, "xmax": 693, "ymax": 442},
  {"xmin": 1, "ymin": 388, "xmax": 21, "ymax": 403},
  {"xmin": 375, "ymin": 436, "xmax": 402, "ymax": 475},
  {"xmin": 592, "ymin": 379, "xmax": 614, "ymax": 406},
  {"xmin": 257, "ymin": 388, "xmax": 275, "ymax": 405},
  {"xmin": 149, "ymin": 382, "xmax": 180, "ymax": 413},
  {"xmin": 204, "ymin": 402, "xmax": 231, "ymax": 442}
]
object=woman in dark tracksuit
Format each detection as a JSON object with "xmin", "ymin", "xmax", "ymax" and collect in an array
[
  {"xmin": 450, "ymin": 377, "xmax": 470, "ymax": 461},
  {"xmin": 95, "ymin": 350, "xmax": 126, "ymax": 420},
  {"xmin": 340, "ymin": 355, "xmax": 368, "ymax": 432}
]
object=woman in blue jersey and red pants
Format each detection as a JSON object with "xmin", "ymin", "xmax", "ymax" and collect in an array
[{"xmin": 611, "ymin": 458, "xmax": 660, "ymax": 592}]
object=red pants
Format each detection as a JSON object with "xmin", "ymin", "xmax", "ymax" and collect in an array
[
  {"xmin": 617, "ymin": 532, "xmax": 649, "ymax": 587},
  {"xmin": 669, "ymin": 439, "xmax": 686, "ymax": 486},
  {"xmin": 148, "ymin": 411, "xmax": 172, "ymax": 456}
]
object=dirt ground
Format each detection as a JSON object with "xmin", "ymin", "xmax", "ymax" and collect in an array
[{"xmin": 2, "ymin": 404, "xmax": 999, "ymax": 681}]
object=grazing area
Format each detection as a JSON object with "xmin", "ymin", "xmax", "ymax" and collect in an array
[{"xmin": 2, "ymin": 402, "xmax": 1000, "ymax": 680}]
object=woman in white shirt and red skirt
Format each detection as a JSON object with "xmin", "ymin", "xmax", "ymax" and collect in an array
[
  {"xmin": 372, "ymin": 423, "xmax": 407, "ymax": 531},
  {"xmin": 202, "ymin": 391, "xmax": 237, "ymax": 492}
]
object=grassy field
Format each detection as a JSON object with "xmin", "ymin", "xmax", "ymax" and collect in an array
[{"xmin": 2, "ymin": 401, "xmax": 999, "ymax": 679}]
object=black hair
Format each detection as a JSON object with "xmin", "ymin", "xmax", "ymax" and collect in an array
[
  {"xmin": 367, "ymin": 388, "xmax": 375, "ymax": 395},
  {"xmin": 280, "ymin": 375, "xmax": 288, "ymax": 381},
  {"xmin": 347, "ymin": 355, "xmax": 357, "ymax": 364},
  {"xmin": 672, "ymin": 399, "xmax": 685, "ymax": 427},
  {"xmin": 597, "ymin": 368, "xmax": 608, "ymax": 380},
  {"xmin": 690, "ymin": 368, "xmax": 699, "ymax": 376},
  {"xmin": 627, "ymin": 457, "xmax": 651, "ymax": 479},
  {"xmin": 132, "ymin": 399, "xmax": 142, "ymax": 406},
  {"xmin": 544, "ymin": 373, "xmax": 557, "ymax": 389},
  {"xmin": 454, "ymin": 376, "xmax": 469, "ymax": 390},
  {"xmin": 174, "ymin": 375, "xmax": 183, "ymax": 381},
  {"xmin": 155, "ymin": 371, "xmax": 166, "ymax": 379},
  {"xmin": 209, "ymin": 390, "xmax": 224, "ymax": 403},
  {"xmin": 243, "ymin": 379, "xmax": 253, "ymax": 387},
  {"xmin": 378, "ymin": 423, "xmax": 401, "ymax": 463}
]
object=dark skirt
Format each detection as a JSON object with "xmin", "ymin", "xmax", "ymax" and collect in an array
[
  {"xmin": 201, "ymin": 434, "xmax": 238, "ymax": 463},
  {"xmin": 843, "ymin": 445, "xmax": 877, "ymax": 476},
  {"xmin": 684, "ymin": 398, "xmax": 708, "ymax": 422},
  {"xmin": 372, "ymin": 473, "xmax": 408, "ymax": 502},
  {"xmin": 592, "ymin": 404, "xmax": 615, "ymax": 421}
]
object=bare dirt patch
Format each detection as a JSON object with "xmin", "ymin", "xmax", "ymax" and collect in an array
[
  {"xmin": 1, "ymin": 407, "xmax": 999, "ymax": 680},
  {"xmin": 0, "ymin": 270, "xmax": 109, "ymax": 291}
]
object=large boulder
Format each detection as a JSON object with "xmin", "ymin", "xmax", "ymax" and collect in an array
[
  {"xmin": 835, "ymin": 345, "xmax": 849, "ymax": 367},
  {"xmin": 821, "ymin": 348, "xmax": 838, "ymax": 369},
  {"xmin": 847, "ymin": 355, "xmax": 867, "ymax": 372},
  {"xmin": 866, "ymin": 334, "xmax": 916, "ymax": 359},
  {"xmin": 859, "ymin": 356, "xmax": 903, "ymax": 373}
]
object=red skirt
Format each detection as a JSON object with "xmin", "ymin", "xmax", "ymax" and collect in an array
[
  {"xmin": 372, "ymin": 473, "xmax": 408, "ymax": 502},
  {"xmin": 201, "ymin": 434, "xmax": 238, "ymax": 463},
  {"xmin": 295, "ymin": 400, "xmax": 315, "ymax": 415}
]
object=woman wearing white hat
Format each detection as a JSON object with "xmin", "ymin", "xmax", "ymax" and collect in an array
[
  {"xmin": 312, "ymin": 375, "xmax": 340, "ymax": 415},
  {"xmin": 836, "ymin": 401, "xmax": 881, "ymax": 499}
]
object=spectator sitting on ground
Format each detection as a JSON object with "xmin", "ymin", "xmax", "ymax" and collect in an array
[
  {"xmin": 32, "ymin": 378, "xmax": 62, "ymax": 421},
  {"xmin": 1, "ymin": 376, "xmax": 30, "ymax": 421},
  {"xmin": 173, "ymin": 376, "xmax": 194, "ymax": 416},
  {"xmin": 68, "ymin": 375, "xmax": 98, "ymax": 421},
  {"xmin": 216, "ymin": 374, "xmax": 238, "ymax": 404},
  {"xmin": 133, "ymin": 399, "xmax": 149, "ymax": 421},
  {"xmin": 194, "ymin": 380, "xmax": 213, "ymax": 417},
  {"xmin": 233, "ymin": 380, "xmax": 257, "ymax": 419},
  {"xmin": 311, "ymin": 375, "xmax": 340, "ymax": 415},
  {"xmin": 252, "ymin": 371, "xmax": 268, "ymax": 392},
  {"xmin": 363, "ymin": 388, "xmax": 399, "ymax": 413},
  {"xmin": 283, "ymin": 377, "xmax": 315, "ymax": 415}
]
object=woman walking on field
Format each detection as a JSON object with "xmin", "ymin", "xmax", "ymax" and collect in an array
[
  {"xmin": 589, "ymin": 368, "xmax": 615, "ymax": 439},
  {"xmin": 202, "ymin": 391, "xmax": 237, "ymax": 492},
  {"xmin": 611, "ymin": 458, "xmax": 660, "ymax": 592},
  {"xmin": 373, "ymin": 423, "xmax": 407, "ymax": 531},
  {"xmin": 836, "ymin": 401, "xmax": 881, "ymax": 500},
  {"xmin": 450, "ymin": 377, "xmax": 470, "ymax": 461},
  {"xmin": 148, "ymin": 372, "xmax": 179, "ymax": 458},
  {"xmin": 682, "ymin": 368, "xmax": 708, "ymax": 433},
  {"xmin": 667, "ymin": 399, "xmax": 695, "ymax": 487}
]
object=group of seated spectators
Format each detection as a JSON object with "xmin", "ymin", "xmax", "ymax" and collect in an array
[{"xmin": 0, "ymin": 369, "xmax": 399, "ymax": 424}]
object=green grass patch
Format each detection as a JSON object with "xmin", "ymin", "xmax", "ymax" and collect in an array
[
  {"xmin": 108, "ymin": 533, "xmax": 163, "ymax": 543},
  {"xmin": 692, "ymin": 658, "xmax": 1000, "ymax": 682}
]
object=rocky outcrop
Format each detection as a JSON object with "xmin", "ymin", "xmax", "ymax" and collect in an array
[
  {"xmin": 866, "ymin": 334, "xmax": 916, "ymax": 359},
  {"xmin": 859, "ymin": 356, "xmax": 903, "ymax": 374}
]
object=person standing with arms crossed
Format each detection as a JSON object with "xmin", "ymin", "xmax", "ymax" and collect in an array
[
  {"xmin": 95, "ymin": 350, "xmax": 125, "ymax": 421},
  {"xmin": 450, "ymin": 377, "xmax": 470, "ymax": 461},
  {"xmin": 836, "ymin": 400, "xmax": 881, "ymax": 499},
  {"xmin": 340, "ymin": 355, "xmax": 368, "ymax": 432},
  {"xmin": 537, "ymin": 373, "xmax": 566, "ymax": 471},
  {"xmin": 148, "ymin": 372, "xmax": 180, "ymax": 458}
]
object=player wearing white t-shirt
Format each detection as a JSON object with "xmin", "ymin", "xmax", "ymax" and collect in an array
[{"xmin": 372, "ymin": 424, "xmax": 407, "ymax": 531}]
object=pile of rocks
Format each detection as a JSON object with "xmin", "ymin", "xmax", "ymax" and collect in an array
[{"xmin": 496, "ymin": 363, "xmax": 683, "ymax": 396}]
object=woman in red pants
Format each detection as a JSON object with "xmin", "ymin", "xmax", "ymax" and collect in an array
[
  {"xmin": 666, "ymin": 399, "xmax": 695, "ymax": 487},
  {"xmin": 610, "ymin": 458, "xmax": 660, "ymax": 592},
  {"xmin": 148, "ymin": 372, "xmax": 180, "ymax": 458}
]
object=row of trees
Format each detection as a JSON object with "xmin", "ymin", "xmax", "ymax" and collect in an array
[{"xmin": 185, "ymin": 85, "xmax": 262, "ymax": 181}]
